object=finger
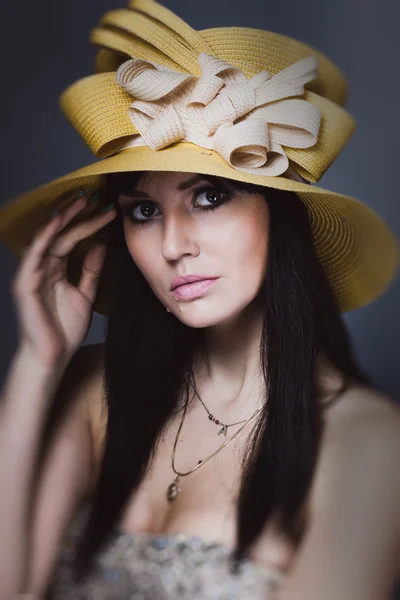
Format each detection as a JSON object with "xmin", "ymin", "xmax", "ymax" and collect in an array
[
  {"xmin": 13, "ymin": 196, "xmax": 88, "ymax": 290},
  {"xmin": 25, "ymin": 196, "xmax": 88, "ymax": 264},
  {"xmin": 48, "ymin": 207, "xmax": 117, "ymax": 258},
  {"xmin": 51, "ymin": 195, "xmax": 89, "ymax": 231},
  {"xmin": 76, "ymin": 242, "xmax": 108, "ymax": 304},
  {"xmin": 12, "ymin": 214, "xmax": 64, "ymax": 293},
  {"xmin": 66, "ymin": 192, "xmax": 101, "ymax": 224}
]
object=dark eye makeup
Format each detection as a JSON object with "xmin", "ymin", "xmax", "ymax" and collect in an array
[{"xmin": 120, "ymin": 185, "xmax": 234, "ymax": 226}]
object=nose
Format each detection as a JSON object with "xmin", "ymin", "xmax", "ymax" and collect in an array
[{"xmin": 161, "ymin": 211, "xmax": 200, "ymax": 262}]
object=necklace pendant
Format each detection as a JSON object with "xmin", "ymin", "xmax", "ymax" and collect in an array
[
  {"xmin": 218, "ymin": 424, "xmax": 228, "ymax": 436},
  {"xmin": 167, "ymin": 475, "xmax": 181, "ymax": 503}
]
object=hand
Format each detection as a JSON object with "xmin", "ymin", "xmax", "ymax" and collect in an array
[{"xmin": 11, "ymin": 192, "xmax": 117, "ymax": 367}]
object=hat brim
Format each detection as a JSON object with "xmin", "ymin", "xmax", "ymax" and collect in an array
[{"xmin": 0, "ymin": 142, "xmax": 398, "ymax": 315}]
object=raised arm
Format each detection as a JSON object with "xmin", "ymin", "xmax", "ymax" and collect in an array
[{"xmin": 0, "ymin": 190, "xmax": 116, "ymax": 598}]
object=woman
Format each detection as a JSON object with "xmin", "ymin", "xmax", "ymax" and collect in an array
[{"xmin": 0, "ymin": 0, "xmax": 399, "ymax": 598}]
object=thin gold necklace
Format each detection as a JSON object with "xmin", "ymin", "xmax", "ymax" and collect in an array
[
  {"xmin": 166, "ymin": 390, "xmax": 263, "ymax": 502},
  {"xmin": 192, "ymin": 386, "xmax": 252, "ymax": 436}
]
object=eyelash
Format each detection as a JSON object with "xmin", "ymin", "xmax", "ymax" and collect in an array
[{"xmin": 122, "ymin": 186, "xmax": 233, "ymax": 226}]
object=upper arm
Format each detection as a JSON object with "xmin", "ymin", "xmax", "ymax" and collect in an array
[
  {"xmin": 23, "ymin": 343, "xmax": 104, "ymax": 597},
  {"xmin": 278, "ymin": 391, "xmax": 400, "ymax": 600}
]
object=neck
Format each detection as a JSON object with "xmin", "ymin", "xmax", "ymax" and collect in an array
[{"xmin": 193, "ymin": 298, "xmax": 266, "ymax": 415}]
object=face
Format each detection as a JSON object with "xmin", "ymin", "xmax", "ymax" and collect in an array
[{"xmin": 117, "ymin": 171, "xmax": 270, "ymax": 328}]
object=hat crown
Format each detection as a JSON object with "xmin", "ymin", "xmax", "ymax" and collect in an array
[{"xmin": 59, "ymin": 0, "xmax": 356, "ymax": 183}]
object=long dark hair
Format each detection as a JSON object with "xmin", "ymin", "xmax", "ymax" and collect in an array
[{"xmin": 70, "ymin": 170, "xmax": 372, "ymax": 579}]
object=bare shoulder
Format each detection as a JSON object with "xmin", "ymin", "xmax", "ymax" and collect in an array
[
  {"xmin": 307, "ymin": 382, "xmax": 400, "ymax": 571},
  {"xmin": 278, "ymin": 383, "xmax": 400, "ymax": 597},
  {"xmin": 318, "ymin": 380, "xmax": 400, "ymax": 488},
  {"xmin": 322, "ymin": 381, "xmax": 400, "ymax": 443},
  {"xmin": 307, "ymin": 381, "xmax": 400, "ymax": 511}
]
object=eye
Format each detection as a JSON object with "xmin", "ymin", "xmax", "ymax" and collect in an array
[
  {"xmin": 193, "ymin": 186, "xmax": 231, "ymax": 211},
  {"xmin": 122, "ymin": 185, "xmax": 232, "ymax": 226},
  {"xmin": 126, "ymin": 200, "xmax": 162, "ymax": 224}
]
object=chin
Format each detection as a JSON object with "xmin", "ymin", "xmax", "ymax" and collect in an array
[
  {"xmin": 171, "ymin": 300, "xmax": 246, "ymax": 328},
  {"xmin": 171, "ymin": 307, "xmax": 219, "ymax": 328}
]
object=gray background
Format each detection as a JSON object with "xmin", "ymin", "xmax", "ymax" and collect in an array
[{"xmin": 0, "ymin": 0, "xmax": 399, "ymax": 593}]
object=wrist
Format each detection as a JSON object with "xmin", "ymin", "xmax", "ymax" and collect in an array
[{"xmin": 15, "ymin": 343, "xmax": 72, "ymax": 375}]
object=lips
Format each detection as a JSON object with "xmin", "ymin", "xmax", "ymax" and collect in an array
[
  {"xmin": 170, "ymin": 275, "xmax": 218, "ymax": 291},
  {"xmin": 172, "ymin": 278, "xmax": 219, "ymax": 300}
]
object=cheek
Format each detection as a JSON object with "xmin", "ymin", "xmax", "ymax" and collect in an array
[{"xmin": 213, "ymin": 203, "xmax": 270, "ymax": 282}]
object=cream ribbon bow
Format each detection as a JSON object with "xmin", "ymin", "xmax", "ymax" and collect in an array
[{"xmin": 116, "ymin": 53, "xmax": 321, "ymax": 177}]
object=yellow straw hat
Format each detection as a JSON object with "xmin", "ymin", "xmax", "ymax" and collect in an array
[{"xmin": 0, "ymin": 0, "xmax": 398, "ymax": 317}]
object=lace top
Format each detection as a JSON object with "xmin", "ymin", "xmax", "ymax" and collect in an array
[{"xmin": 46, "ymin": 504, "xmax": 286, "ymax": 599}]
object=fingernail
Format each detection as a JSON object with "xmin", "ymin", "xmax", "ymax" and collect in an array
[
  {"xmin": 89, "ymin": 190, "xmax": 101, "ymax": 202},
  {"xmin": 102, "ymin": 202, "xmax": 115, "ymax": 213},
  {"xmin": 73, "ymin": 189, "xmax": 86, "ymax": 201}
]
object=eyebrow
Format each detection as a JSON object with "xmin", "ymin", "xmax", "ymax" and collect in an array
[{"xmin": 120, "ymin": 174, "xmax": 211, "ymax": 200}]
